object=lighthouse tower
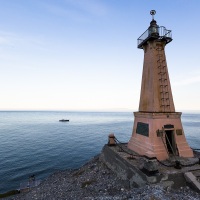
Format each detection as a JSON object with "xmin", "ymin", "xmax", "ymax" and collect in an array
[{"xmin": 128, "ymin": 11, "xmax": 193, "ymax": 160}]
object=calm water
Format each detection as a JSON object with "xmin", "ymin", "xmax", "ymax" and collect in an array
[{"xmin": 0, "ymin": 111, "xmax": 200, "ymax": 193}]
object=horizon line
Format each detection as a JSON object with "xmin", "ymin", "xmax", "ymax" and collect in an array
[{"xmin": 1, "ymin": 109, "xmax": 200, "ymax": 113}]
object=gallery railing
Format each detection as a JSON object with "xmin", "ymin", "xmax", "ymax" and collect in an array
[{"xmin": 137, "ymin": 26, "xmax": 172, "ymax": 48}]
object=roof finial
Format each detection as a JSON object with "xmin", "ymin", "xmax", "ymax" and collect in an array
[{"xmin": 150, "ymin": 10, "xmax": 156, "ymax": 20}]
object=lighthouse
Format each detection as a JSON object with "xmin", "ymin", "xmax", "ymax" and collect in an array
[{"xmin": 128, "ymin": 10, "xmax": 193, "ymax": 160}]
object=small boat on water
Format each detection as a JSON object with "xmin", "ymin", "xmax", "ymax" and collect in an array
[{"xmin": 59, "ymin": 119, "xmax": 69, "ymax": 122}]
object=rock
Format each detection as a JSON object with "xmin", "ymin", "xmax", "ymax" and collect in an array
[
  {"xmin": 3, "ymin": 155, "xmax": 200, "ymax": 200},
  {"xmin": 143, "ymin": 158, "xmax": 158, "ymax": 172}
]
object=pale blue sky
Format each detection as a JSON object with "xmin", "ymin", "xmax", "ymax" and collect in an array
[{"xmin": 0, "ymin": 0, "xmax": 200, "ymax": 111}]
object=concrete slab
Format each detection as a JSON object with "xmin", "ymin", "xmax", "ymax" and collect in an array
[
  {"xmin": 101, "ymin": 144, "xmax": 200, "ymax": 190},
  {"xmin": 184, "ymin": 172, "xmax": 200, "ymax": 192}
]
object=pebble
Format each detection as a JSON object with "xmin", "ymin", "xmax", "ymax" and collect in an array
[{"xmin": 3, "ymin": 155, "xmax": 200, "ymax": 200}]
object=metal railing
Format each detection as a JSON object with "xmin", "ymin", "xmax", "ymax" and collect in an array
[{"xmin": 137, "ymin": 26, "xmax": 172, "ymax": 47}]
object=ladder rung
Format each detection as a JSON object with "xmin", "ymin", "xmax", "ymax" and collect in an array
[
  {"xmin": 159, "ymin": 78, "xmax": 167, "ymax": 81},
  {"xmin": 158, "ymin": 72, "xmax": 166, "ymax": 75},
  {"xmin": 158, "ymin": 66, "xmax": 165, "ymax": 69}
]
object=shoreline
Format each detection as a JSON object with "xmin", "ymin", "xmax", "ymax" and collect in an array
[{"xmin": 2, "ymin": 153, "xmax": 200, "ymax": 200}]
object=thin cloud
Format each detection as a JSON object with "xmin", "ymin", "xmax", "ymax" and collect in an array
[
  {"xmin": 41, "ymin": 0, "xmax": 108, "ymax": 22},
  {"xmin": 173, "ymin": 74, "xmax": 200, "ymax": 86},
  {"xmin": 43, "ymin": 3, "xmax": 89, "ymax": 22},
  {"xmin": 0, "ymin": 31, "xmax": 46, "ymax": 49},
  {"xmin": 64, "ymin": 0, "xmax": 108, "ymax": 16},
  {"xmin": 0, "ymin": 32, "xmax": 14, "ymax": 46},
  {"xmin": 0, "ymin": 36, "xmax": 10, "ymax": 45},
  {"xmin": 0, "ymin": 31, "xmax": 48, "ymax": 63}
]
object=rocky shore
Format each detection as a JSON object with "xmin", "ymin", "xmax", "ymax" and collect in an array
[{"xmin": 3, "ymin": 154, "xmax": 200, "ymax": 200}]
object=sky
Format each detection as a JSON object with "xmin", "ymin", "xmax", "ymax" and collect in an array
[{"xmin": 0, "ymin": 0, "xmax": 200, "ymax": 111}]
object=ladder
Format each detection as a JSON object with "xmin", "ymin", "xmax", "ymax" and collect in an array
[{"xmin": 157, "ymin": 46, "xmax": 171, "ymax": 112}]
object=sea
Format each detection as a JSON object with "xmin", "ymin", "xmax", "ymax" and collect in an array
[{"xmin": 0, "ymin": 111, "xmax": 200, "ymax": 194}]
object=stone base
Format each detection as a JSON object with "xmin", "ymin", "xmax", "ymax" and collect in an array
[
  {"xmin": 101, "ymin": 144, "xmax": 200, "ymax": 189},
  {"xmin": 128, "ymin": 112, "xmax": 194, "ymax": 161}
]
